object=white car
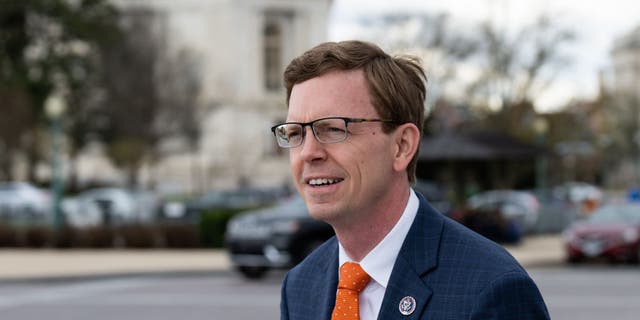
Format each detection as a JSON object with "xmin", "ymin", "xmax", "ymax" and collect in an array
[
  {"xmin": 0, "ymin": 182, "xmax": 52, "ymax": 225},
  {"xmin": 553, "ymin": 182, "xmax": 603, "ymax": 206},
  {"xmin": 61, "ymin": 196, "xmax": 102, "ymax": 228},
  {"xmin": 70, "ymin": 188, "xmax": 161, "ymax": 226}
]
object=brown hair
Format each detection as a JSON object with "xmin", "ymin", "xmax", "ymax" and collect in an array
[{"xmin": 283, "ymin": 40, "xmax": 426, "ymax": 183}]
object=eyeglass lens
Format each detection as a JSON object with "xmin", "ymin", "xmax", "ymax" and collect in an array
[{"xmin": 275, "ymin": 118, "xmax": 348, "ymax": 147}]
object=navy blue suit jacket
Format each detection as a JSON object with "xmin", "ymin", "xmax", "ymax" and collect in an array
[{"xmin": 280, "ymin": 193, "xmax": 550, "ymax": 319}]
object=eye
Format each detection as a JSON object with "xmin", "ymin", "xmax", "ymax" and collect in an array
[
  {"xmin": 284, "ymin": 126, "xmax": 302, "ymax": 139},
  {"xmin": 327, "ymin": 125, "xmax": 346, "ymax": 133},
  {"xmin": 315, "ymin": 120, "xmax": 346, "ymax": 134}
]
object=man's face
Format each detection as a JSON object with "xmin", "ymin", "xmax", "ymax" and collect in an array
[{"xmin": 287, "ymin": 69, "xmax": 397, "ymax": 226}]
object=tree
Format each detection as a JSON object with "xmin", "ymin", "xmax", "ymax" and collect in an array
[
  {"xmin": 471, "ymin": 15, "xmax": 575, "ymax": 107},
  {"xmin": 96, "ymin": 8, "xmax": 202, "ymax": 188},
  {"xmin": 0, "ymin": 87, "xmax": 32, "ymax": 180},
  {"xmin": 461, "ymin": 14, "xmax": 575, "ymax": 143},
  {"xmin": 0, "ymin": 0, "xmax": 119, "ymax": 182},
  {"xmin": 358, "ymin": 12, "xmax": 478, "ymax": 110},
  {"xmin": 600, "ymin": 92, "xmax": 640, "ymax": 185},
  {"xmin": 355, "ymin": 12, "xmax": 575, "ymax": 140}
]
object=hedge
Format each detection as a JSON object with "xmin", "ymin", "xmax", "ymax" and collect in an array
[
  {"xmin": 0, "ymin": 207, "xmax": 253, "ymax": 248},
  {"xmin": 198, "ymin": 207, "xmax": 253, "ymax": 248}
]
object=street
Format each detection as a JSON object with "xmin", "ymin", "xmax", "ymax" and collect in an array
[
  {"xmin": 531, "ymin": 265, "xmax": 640, "ymax": 320},
  {"xmin": 0, "ymin": 266, "xmax": 638, "ymax": 320},
  {"xmin": 0, "ymin": 271, "xmax": 283, "ymax": 320}
]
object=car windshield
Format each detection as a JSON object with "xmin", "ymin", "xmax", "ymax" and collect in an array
[{"xmin": 588, "ymin": 205, "xmax": 640, "ymax": 224}]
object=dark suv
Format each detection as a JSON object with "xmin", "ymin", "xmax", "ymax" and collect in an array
[
  {"xmin": 225, "ymin": 181, "xmax": 451, "ymax": 279},
  {"xmin": 225, "ymin": 195, "xmax": 334, "ymax": 279}
]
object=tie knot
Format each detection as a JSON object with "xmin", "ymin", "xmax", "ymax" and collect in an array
[{"xmin": 338, "ymin": 262, "xmax": 371, "ymax": 293}]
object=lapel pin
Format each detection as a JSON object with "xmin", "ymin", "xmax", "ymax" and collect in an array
[{"xmin": 399, "ymin": 296, "xmax": 417, "ymax": 316}]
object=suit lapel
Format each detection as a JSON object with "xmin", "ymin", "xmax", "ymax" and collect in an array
[
  {"xmin": 377, "ymin": 194, "xmax": 444, "ymax": 319},
  {"xmin": 307, "ymin": 237, "xmax": 339, "ymax": 320}
]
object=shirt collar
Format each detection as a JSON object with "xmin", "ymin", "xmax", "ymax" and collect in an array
[{"xmin": 338, "ymin": 188, "xmax": 419, "ymax": 288}]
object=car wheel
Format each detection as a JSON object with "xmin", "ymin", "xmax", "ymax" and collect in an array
[{"xmin": 237, "ymin": 266, "xmax": 268, "ymax": 279}]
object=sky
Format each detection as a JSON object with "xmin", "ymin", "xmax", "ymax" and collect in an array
[{"xmin": 328, "ymin": 0, "xmax": 640, "ymax": 111}]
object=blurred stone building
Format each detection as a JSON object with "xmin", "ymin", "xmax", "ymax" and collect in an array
[
  {"xmin": 100, "ymin": 0, "xmax": 332, "ymax": 194},
  {"xmin": 611, "ymin": 25, "xmax": 640, "ymax": 98}
]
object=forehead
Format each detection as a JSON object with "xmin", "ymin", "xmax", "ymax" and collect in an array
[{"xmin": 287, "ymin": 69, "xmax": 377, "ymax": 122}]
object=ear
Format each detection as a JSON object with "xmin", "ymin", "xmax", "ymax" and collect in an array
[{"xmin": 392, "ymin": 123, "xmax": 421, "ymax": 173}]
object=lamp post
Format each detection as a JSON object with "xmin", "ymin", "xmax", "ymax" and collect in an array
[
  {"xmin": 45, "ymin": 94, "xmax": 67, "ymax": 231},
  {"xmin": 533, "ymin": 118, "xmax": 549, "ymax": 200}
]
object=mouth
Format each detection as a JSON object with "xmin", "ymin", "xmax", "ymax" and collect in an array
[{"xmin": 306, "ymin": 178, "xmax": 344, "ymax": 187}]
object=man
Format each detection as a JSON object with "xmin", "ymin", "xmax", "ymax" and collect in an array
[{"xmin": 274, "ymin": 40, "xmax": 549, "ymax": 320}]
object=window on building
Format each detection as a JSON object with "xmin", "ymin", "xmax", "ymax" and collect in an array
[{"xmin": 264, "ymin": 20, "xmax": 282, "ymax": 92}]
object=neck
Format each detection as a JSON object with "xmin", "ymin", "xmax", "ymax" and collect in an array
[{"xmin": 334, "ymin": 184, "xmax": 411, "ymax": 262}]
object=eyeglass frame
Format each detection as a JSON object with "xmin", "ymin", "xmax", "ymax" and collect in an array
[{"xmin": 270, "ymin": 116, "xmax": 401, "ymax": 148}]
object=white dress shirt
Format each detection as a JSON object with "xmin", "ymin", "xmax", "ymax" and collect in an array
[{"xmin": 337, "ymin": 189, "xmax": 419, "ymax": 320}]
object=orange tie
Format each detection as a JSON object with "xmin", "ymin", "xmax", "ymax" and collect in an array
[{"xmin": 331, "ymin": 262, "xmax": 371, "ymax": 320}]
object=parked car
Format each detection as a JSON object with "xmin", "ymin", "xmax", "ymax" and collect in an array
[
  {"xmin": 184, "ymin": 187, "xmax": 289, "ymax": 222},
  {"xmin": 466, "ymin": 190, "xmax": 540, "ymax": 233},
  {"xmin": 413, "ymin": 179, "xmax": 452, "ymax": 215},
  {"xmin": 553, "ymin": 181, "xmax": 603, "ymax": 215},
  {"xmin": 61, "ymin": 196, "xmax": 102, "ymax": 228},
  {"xmin": 449, "ymin": 206, "xmax": 523, "ymax": 244},
  {"xmin": 530, "ymin": 188, "xmax": 581, "ymax": 234},
  {"xmin": 225, "ymin": 195, "xmax": 334, "ymax": 279},
  {"xmin": 564, "ymin": 203, "xmax": 640, "ymax": 264},
  {"xmin": 66, "ymin": 188, "xmax": 161, "ymax": 226},
  {"xmin": 0, "ymin": 181, "xmax": 52, "ymax": 225},
  {"xmin": 226, "ymin": 183, "xmax": 451, "ymax": 279}
]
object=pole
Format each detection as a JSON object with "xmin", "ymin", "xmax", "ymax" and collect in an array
[
  {"xmin": 536, "ymin": 151, "xmax": 548, "ymax": 200},
  {"xmin": 46, "ymin": 94, "xmax": 66, "ymax": 232},
  {"xmin": 50, "ymin": 116, "xmax": 64, "ymax": 230},
  {"xmin": 534, "ymin": 118, "xmax": 549, "ymax": 201}
]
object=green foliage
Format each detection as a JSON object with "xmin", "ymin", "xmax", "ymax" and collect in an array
[
  {"xmin": 108, "ymin": 138, "xmax": 147, "ymax": 169},
  {"xmin": 0, "ymin": 0, "xmax": 121, "ymax": 181},
  {"xmin": 1, "ymin": 1, "xmax": 202, "ymax": 186},
  {"xmin": 198, "ymin": 208, "xmax": 251, "ymax": 248}
]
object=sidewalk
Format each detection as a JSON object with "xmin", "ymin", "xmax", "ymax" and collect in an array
[
  {"xmin": 503, "ymin": 234, "xmax": 565, "ymax": 267},
  {"xmin": 0, "ymin": 235, "xmax": 563, "ymax": 282},
  {"xmin": 0, "ymin": 249, "xmax": 231, "ymax": 282}
]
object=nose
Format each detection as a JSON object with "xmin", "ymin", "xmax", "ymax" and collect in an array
[{"xmin": 298, "ymin": 126, "xmax": 327, "ymax": 162}]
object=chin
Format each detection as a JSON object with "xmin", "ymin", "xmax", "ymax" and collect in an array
[{"xmin": 307, "ymin": 204, "xmax": 340, "ymax": 223}]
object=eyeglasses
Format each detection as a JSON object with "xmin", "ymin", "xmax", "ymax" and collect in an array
[{"xmin": 271, "ymin": 117, "xmax": 399, "ymax": 148}]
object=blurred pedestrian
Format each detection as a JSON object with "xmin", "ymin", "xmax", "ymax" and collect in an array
[{"xmin": 274, "ymin": 40, "xmax": 549, "ymax": 320}]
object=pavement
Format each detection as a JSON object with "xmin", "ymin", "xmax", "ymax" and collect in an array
[
  {"xmin": 502, "ymin": 234, "xmax": 565, "ymax": 267},
  {"xmin": 0, "ymin": 235, "xmax": 564, "ymax": 283}
]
